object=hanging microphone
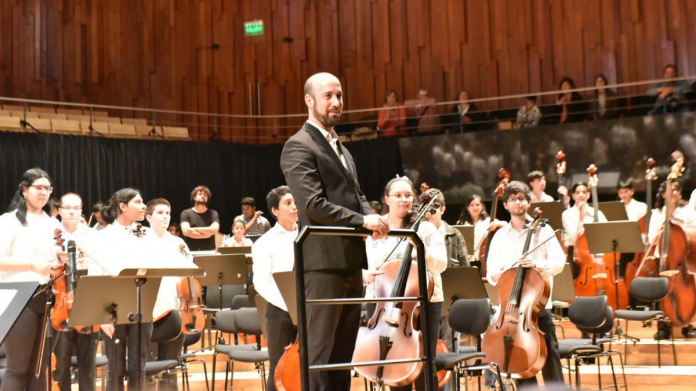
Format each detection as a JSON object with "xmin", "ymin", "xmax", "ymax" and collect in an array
[{"xmin": 67, "ymin": 240, "xmax": 78, "ymax": 293}]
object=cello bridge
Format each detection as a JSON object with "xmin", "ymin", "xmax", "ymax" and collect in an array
[
  {"xmin": 383, "ymin": 317, "xmax": 399, "ymax": 326},
  {"xmin": 593, "ymin": 273, "xmax": 607, "ymax": 279},
  {"xmin": 503, "ymin": 315, "xmax": 519, "ymax": 323}
]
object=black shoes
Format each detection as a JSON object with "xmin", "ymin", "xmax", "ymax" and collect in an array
[
  {"xmin": 682, "ymin": 326, "xmax": 696, "ymax": 339},
  {"xmin": 653, "ymin": 329, "xmax": 671, "ymax": 340}
]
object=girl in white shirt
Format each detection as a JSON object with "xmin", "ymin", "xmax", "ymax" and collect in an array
[
  {"xmin": 363, "ymin": 177, "xmax": 447, "ymax": 391},
  {"xmin": 222, "ymin": 219, "xmax": 254, "ymax": 247},
  {"xmin": 561, "ymin": 181, "xmax": 608, "ymax": 247},
  {"xmin": 457, "ymin": 194, "xmax": 506, "ymax": 263},
  {"xmin": 0, "ymin": 168, "xmax": 66, "ymax": 391}
]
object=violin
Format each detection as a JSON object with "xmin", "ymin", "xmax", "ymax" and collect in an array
[
  {"xmin": 481, "ymin": 208, "xmax": 549, "ymax": 379},
  {"xmin": 351, "ymin": 189, "xmax": 440, "ymax": 387},
  {"xmin": 470, "ymin": 168, "xmax": 510, "ymax": 275},
  {"xmin": 176, "ymin": 244, "xmax": 206, "ymax": 334}
]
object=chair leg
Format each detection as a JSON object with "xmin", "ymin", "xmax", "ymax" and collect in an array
[
  {"xmin": 212, "ymin": 353, "xmax": 217, "ymax": 391},
  {"xmin": 574, "ymin": 356, "xmax": 581, "ymax": 391},
  {"xmin": 223, "ymin": 359, "xmax": 230, "ymax": 391},
  {"xmin": 596, "ymin": 354, "xmax": 602, "ymax": 390},
  {"xmin": 670, "ymin": 320, "xmax": 678, "ymax": 366},
  {"xmin": 229, "ymin": 360, "xmax": 235, "ymax": 391},
  {"xmin": 201, "ymin": 359, "xmax": 210, "ymax": 391},
  {"xmin": 624, "ymin": 320, "xmax": 629, "ymax": 365}
]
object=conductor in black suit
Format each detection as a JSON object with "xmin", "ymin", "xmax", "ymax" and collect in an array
[{"xmin": 280, "ymin": 72, "xmax": 390, "ymax": 391}]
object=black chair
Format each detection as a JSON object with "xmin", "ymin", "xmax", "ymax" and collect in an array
[
  {"xmin": 560, "ymin": 296, "xmax": 627, "ymax": 391},
  {"xmin": 145, "ymin": 310, "xmax": 184, "ymax": 388},
  {"xmin": 614, "ymin": 276, "xmax": 676, "ymax": 367},
  {"xmin": 212, "ymin": 308, "xmax": 269, "ymax": 391},
  {"xmin": 435, "ymin": 298, "xmax": 503, "ymax": 391},
  {"xmin": 203, "ymin": 284, "xmax": 246, "ymax": 349},
  {"xmin": 179, "ymin": 332, "xmax": 209, "ymax": 391}
]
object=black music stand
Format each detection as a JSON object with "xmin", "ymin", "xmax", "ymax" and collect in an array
[
  {"xmin": 529, "ymin": 201, "xmax": 564, "ymax": 231},
  {"xmin": 584, "ymin": 221, "xmax": 644, "ymax": 341},
  {"xmin": 218, "ymin": 246, "xmax": 252, "ymax": 255},
  {"xmin": 599, "ymin": 201, "xmax": 630, "ymax": 221},
  {"xmin": 194, "ymin": 254, "xmax": 248, "ymax": 347},
  {"xmin": 0, "ymin": 281, "xmax": 40, "ymax": 345}
]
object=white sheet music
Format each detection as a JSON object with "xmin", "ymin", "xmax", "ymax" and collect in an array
[{"xmin": 0, "ymin": 289, "xmax": 18, "ymax": 317}]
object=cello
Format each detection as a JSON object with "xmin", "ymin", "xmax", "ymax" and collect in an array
[
  {"xmin": 481, "ymin": 209, "xmax": 550, "ymax": 380},
  {"xmin": 625, "ymin": 158, "xmax": 656, "ymax": 289},
  {"xmin": 470, "ymin": 168, "xmax": 510, "ymax": 275},
  {"xmin": 176, "ymin": 244, "xmax": 206, "ymax": 334},
  {"xmin": 573, "ymin": 165, "xmax": 629, "ymax": 312},
  {"xmin": 351, "ymin": 189, "xmax": 440, "ymax": 387}
]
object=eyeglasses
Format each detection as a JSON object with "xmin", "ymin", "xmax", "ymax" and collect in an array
[
  {"xmin": 61, "ymin": 206, "xmax": 82, "ymax": 211},
  {"xmin": 30, "ymin": 185, "xmax": 53, "ymax": 193},
  {"xmin": 388, "ymin": 193, "xmax": 413, "ymax": 200},
  {"xmin": 506, "ymin": 196, "xmax": 529, "ymax": 203}
]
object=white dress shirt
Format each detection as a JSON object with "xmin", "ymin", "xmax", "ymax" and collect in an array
[
  {"xmin": 648, "ymin": 206, "xmax": 696, "ymax": 244},
  {"xmin": 530, "ymin": 191, "xmax": 555, "ymax": 203},
  {"xmin": 0, "ymin": 210, "xmax": 61, "ymax": 283},
  {"xmin": 87, "ymin": 221, "xmax": 150, "ymax": 276},
  {"xmin": 624, "ymin": 199, "xmax": 648, "ymax": 222},
  {"xmin": 59, "ymin": 224, "xmax": 94, "ymax": 270},
  {"xmin": 148, "ymin": 232, "xmax": 194, "ymax": 320},
  {"xmin": 252, "ymin": 223, "xmax": 298, "ymax": 311},
  {"xmin": 464, "ymin": 217, "xmax": 491, "ymax": 261},
  {"xmin": 307, "ymin": 120, "xmax": 348, "ymax": 169},
  {"xmin": 365, "ymin": 218, "xmax": 447, "ymax": 302},
  {"xmin": 486, "ymin": 222, "xmax": 566, "ymax": 309},
  {"xmin": 222, "ymin": 236, "xmax": 253, "ymax": 247},
  {"xmin": 561, "ymin": 205, "xmax": 607, "ymax": 246}
]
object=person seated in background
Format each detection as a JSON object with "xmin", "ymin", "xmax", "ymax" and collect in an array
[
  {"xmin": 450, "ymin": 90, "xmax": 483, "ymax": 133},
  {"xmin": 556, "ymin": 77, "xmax": 588, "ymax": 123},
  {"xmin": 405, "ymin": 87, "xmax": 442, "ymax": 134},
  {"xmin": 590, "ymin": 74, "xmax": 622, "ymax": 120},
  {"xmin": 168, "ymin": 222, "xmax": 182, "ymax": 237},
  {"xmin": 91, "ymin": 201, "xmax": 108, "ymax": 231},
  {"xmin": 377, "ymin": 90, "xmax": 407, "ymax": 137},
  {"xmin": 648, "ymin": 64, "xmax": 691, "ymax": 115},
  {"xmin": 514, "ymin": 96, "xmax": 542, "ymax": 128},
  {"xmin": 50, "ymin": 197, "xmax": 61, "ymax": 218},
  {"xmin": 223, "ymin": 218, "xmax": 254, "ymax": 247}
]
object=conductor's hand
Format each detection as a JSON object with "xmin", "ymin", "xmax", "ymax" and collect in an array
[
  {"xmin": 364, "ymin": 214, "xmax": 390, "ymax": 239},
  {"xmin": 519, "ymin": 258, "xmax": 536, "ymax": 269},
  {"xmin": 101, "ymin": 324, "xmax": 115, "ymax": 338}
]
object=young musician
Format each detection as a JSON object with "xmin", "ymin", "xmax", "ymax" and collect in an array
[
  {"xmin": 251, "ymin": 186, "xmax": 299, "ymax": 391},
  {"xmin": 0, "ymin": 168, "xmax": 67, "ymax": 391},
  {"xmin": 222, "ymin": 219, "xmax": 254, "ymax": 247},
  {"xmin": 180, "ymin": 186, "xmax": 220, "ymax": 251},
  {"xmin": 486, "ymin": 181, "xmax": 566, "ymax": 387},
  {"xmin": 91, "ymin": 188, "xmax": 151, "ymax": 391},
  {"xmin": 561, "ymin": 182, "xmax": 608, "ymax": 249},
  {"xmin": 53, "ymin": 193, "xmax": 99, "ymax": 391},
  {"xmin": 528, "ymin": 170, "xmax": 569, "ymax": 207},
  {"xmin": 648, "ymin": 181, "xmax": 696, "ymax": 340},
  {"xmin": 618, "ymin": 180, "xmax": 648, "ymax": 222},
  {"xmin": 364, "ymin": 177, "xmax": 447, "ymax": 391},
  {"xmin": 458, "ymin": 194, "xmax": 506, "ymax": 264},
  {"xmin": 423, "ymin": 189, "xmax": 468, "ymax": 267},
  {"xmin": 145, "ymin": 198, "xmax": 194, "ymax": 390},
  {"xmin": 91, "ymin": 201, "xmax": 108, "ymax": 231}
]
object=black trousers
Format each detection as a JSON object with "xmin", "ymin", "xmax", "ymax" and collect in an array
[
  {"xmin": 3, "ymin": 291, "xmax": 50, "ymax": 391},
  {"xmin": 155, "ymin": 333, "xmax": 185, "ymax": 390},
  {"xmin": 304, "ymin": 270, "xmax": 363, "ymax": 391},
  {"xmin": 102, "ymin": 322, "xmax": 153, "ymax": 391},
  {"xmin": 265, "ymin": 303, "xmax": 298, "ymax": 391},
  {"xmin": 53, "ymin": 329, "xmax": 99, "ymax": 391},
  {"xmin": 517, "ymin": 309, "xmax": 564, "ymax": 389},
  {"xmin": 390, "ymin": 301, "xmax": 442, "ymax": 391}
]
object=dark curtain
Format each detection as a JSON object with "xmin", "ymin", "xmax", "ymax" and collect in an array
[{"xmin": 0, "ymin": 132, "xmax": 402, "ymax": 234}]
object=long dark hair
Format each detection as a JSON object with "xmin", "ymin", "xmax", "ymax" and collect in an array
[
  {"xmin": 654, "ymin": 181, "xmax": 687, "ymax": 209},
  {"xmin": 101, "ymin": 188, "xmax": 141, "ymax": 225},
  {"xmin": 384, "ymin": 177, "xmax": 417, "ymax": 228},
  {"xmin": 558, "ymin": 77, "xmax": 583, "ymax": 101},
  {"xmin": 9, "ymin": 168, "xmax": 52, "ymax": 226},
  {"xmin": 458, "ymin": 194, "xmax": 489, "ymax": 225}
]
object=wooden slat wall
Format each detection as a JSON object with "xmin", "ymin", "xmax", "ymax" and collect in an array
[{"xmin": 1, "ymin": 0, "xmax": 695, "ymax": 143}]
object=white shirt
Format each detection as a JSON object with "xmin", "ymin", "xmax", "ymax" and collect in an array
[
  {"xmin": 252, "ymin": 223, "xmax": 298, "ymax": 311},
  {"xmin": 93, "ymin": 223, "xmax": 108, "ymax": 232},
  {"xmin": 59, "ymin": 224, "xmax": 94, "ymax": 270},
  {"xmin": 624, "ymin": 199, "xmax": 648, "ymax": 222},
  {"xmin": 486, "ymin": 222, "xmax": 566, "ymax": 309},
  {"xmin": 222, "ymin": 236, "xmax": 253, "ymax": 247},
  {"xmin": 87, "ymin": 221, "xmax": 150, "ymax": 276},
  {"xmin": 0, "ymin": 210, "xmax": 61, "ymax": 283},
  {"xmin": 648, "ymin": 206, "xmax": 696, "ymax": 244},
  {"xmin": 530, "ymin": 191, "xmax": 555, "ymax": 203},
  {"xmin": 365, "ymin": 219, "xmax": 447, "ymax": 302},
  {"xmin": 464, "ymin": 217, "xmax": 491, "ymax": 261},
  {"xmin": 148, "ymin": 232, "xmax": 194, "ymax": 320},
  {"xmin": 561, "ymin": 205, "xmax": 607, "ymax": 246},
  {"xmin": 307, "ymin": 120, "xmax": 347, "ymax": 169}
]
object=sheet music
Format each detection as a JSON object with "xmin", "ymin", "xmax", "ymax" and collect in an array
[{"xmin": 0, "ymin": 289, "xmax": 18, "ymax": 317}]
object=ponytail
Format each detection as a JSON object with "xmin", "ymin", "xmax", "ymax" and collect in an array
[{"xmin": 101, "ymin": 188, "xmax": 141, "ymax": 225}]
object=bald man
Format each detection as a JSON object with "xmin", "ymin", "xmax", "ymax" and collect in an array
[{"xmin": 280, "ymin": 72, "xmax": 389, "ymax": 391}]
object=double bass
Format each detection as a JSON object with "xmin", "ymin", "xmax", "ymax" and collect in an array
[
  {"xmin": 573, "ymin": 165, "xmax": 629, "ymax": 312},
  {"xmin": 470, "ymin": 168, "xmax": 510, "ymax": 275},
  {"xmin": 481, "ymin": 209, "xmax": 550, "ymax": 379},
  {"xmin": 625, "ymin": 158, "xmax": 656, "ymax": 289}
]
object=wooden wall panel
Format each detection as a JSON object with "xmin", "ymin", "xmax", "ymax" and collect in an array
[{"xmin": 1, "ymin": 0, "xmax": 695, "ymax": 143}]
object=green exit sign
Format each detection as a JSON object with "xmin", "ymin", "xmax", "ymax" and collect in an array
[{"xmin": 245, "ymin": 20, "xmax": 264, "ymax": 36}]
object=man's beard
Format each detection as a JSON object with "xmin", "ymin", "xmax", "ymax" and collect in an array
[
  {"xmin": 314, "ymin": 106, "xmax": 341, "ymax": 128},
  {"xmin": 194, "ymin": 200, "xmax": 207, "ymax": 207}
]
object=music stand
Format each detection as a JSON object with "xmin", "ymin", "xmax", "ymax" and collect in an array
[
  {"xmin": 584, "ymin": 221, "xmax": 644, "ymax": 340},
  {"xmin": 274, "ymin": 271, "xmax": 298, "ymax": 325},
  {"xmin": 218, "ymin": 246, "xmax": 252, "ymax": 255},
  {"xmin": 254, "ymin": 294, "xmax": 269, "ymax": 338},
  {"xmin": 529, "ymin": 201, "xmax": 564, "ymax": 231},
  {"xmin": 0, "ymin": 281, "xmax": 40, "ymax": 345},
  {"xmin": 441, "ymin": 267, "xmax": 491, "ymax": 355},
  {"xmin": 452, "ymin": 225, "xmax": 475, "ymax": 253},
  {"xmin": 599, "ymin": 201, "xmax": 630, "ymax": 221},
  {"xmin": 551, "ymin": 263, "xmax": 576, "ymax": 319}
]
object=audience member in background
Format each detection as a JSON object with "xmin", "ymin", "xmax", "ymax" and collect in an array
[
  {"xmin": 167, "ymin": 222, "xmax": 181, "ymax": 237},
  {"xmin": 223, "ymin": 218, "xmax": 254, "ymax": 247},
  {"xmin": 377, "ymin": 90, "xmax": 407, "ymax": 137},
  {"xmin": 648, "ymin": 64, "xmax": 690, "ymax": 115},
  {"xmin": 556, "ymin": 77, "xmax": 588, "ymax": 124},
  {"xmin": 368, "ymin": 200, "xmax": 383, "ymax": 215},
  {"xmin": 405, "ymin": 87, "xmax": 441, "ymax": 134},
  {"xmin": 50, "ymin": 197, "xmax": 61, "ymax": 218},
  {"xmin": 590, "ymin": 74, "xmax": 622, "ymax": 120},
  {"xmin": 236, "ymin": 196, "xmax": 271, "ymax": 235},
  {"xmin": 514, "ymin": 96, "xmax": 542, "ymax": 128},
  {"xmin": 180, "ymin": 185, "xmax": 220, "ymax": 251},
  {"xmin": 451, "ymin": 90, "xmax": 481, "ymax": 132},
  {"xmin": 91, "ymin": 202, "xmax": 108, "ymax": 231}
]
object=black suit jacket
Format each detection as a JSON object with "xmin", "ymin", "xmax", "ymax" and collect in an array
[{"xmin": 280, "ymin": 122, "xmax": 373, "ymax": 272}]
